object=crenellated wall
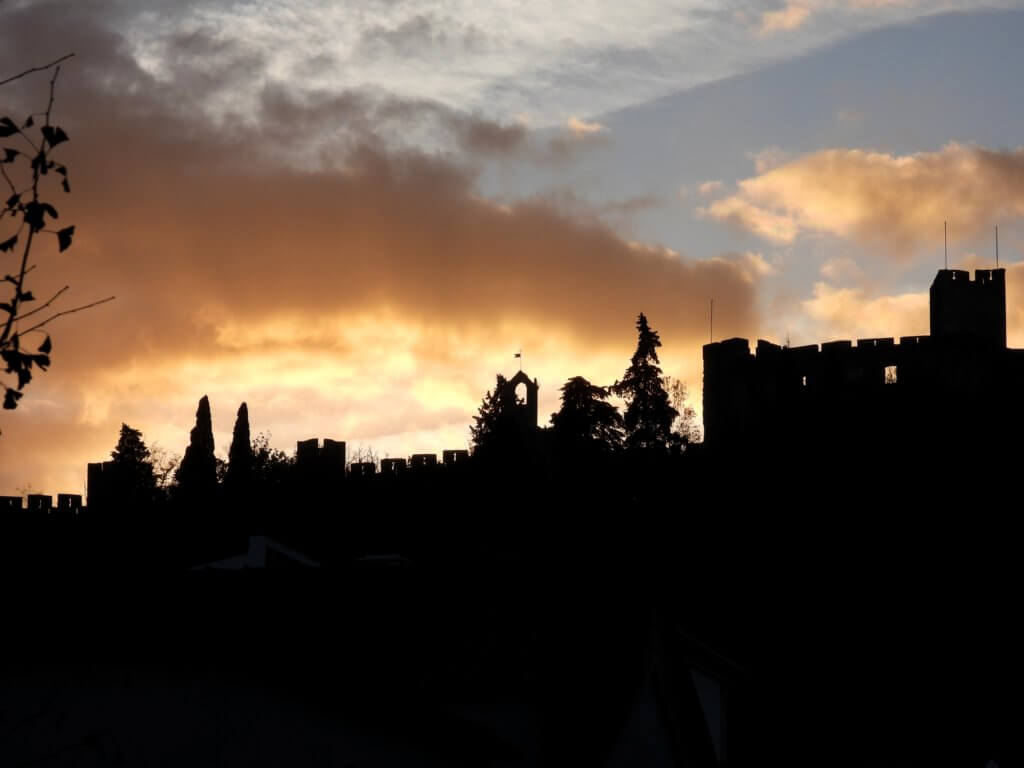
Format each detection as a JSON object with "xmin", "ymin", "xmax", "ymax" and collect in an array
[{"xmin": 703, "ymin": 269, "xmax": 1017, "ymax": 451}]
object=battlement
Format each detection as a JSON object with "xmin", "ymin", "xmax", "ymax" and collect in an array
[
  {"xmin": 930, "ymin": 268, "xmax": 1006, "ymax": 348},
  {"xmin": 703, "ymin": 268, "xmax": 1015, "ymax": 449},
  {"xmin": 0, "ymin": 493, "xmax": 83, "ymax": 518},
  {"xmin": 296, "ymin": 438, "xmax": 346, "ymax": 471},
  {"xmin": 705, "ymin": 334, "xmax": 928, "ymax": 368}
]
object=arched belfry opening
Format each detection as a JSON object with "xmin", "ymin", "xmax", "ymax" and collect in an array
[{"xmin": 504, "ymin": 370, "xmax": 539, "ymax": 430}]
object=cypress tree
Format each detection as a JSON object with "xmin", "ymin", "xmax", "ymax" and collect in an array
[
  {"xmin": 226, "ymin": 401, "xmax": 253, "ymax": 488},
  {"xmin": 175, "ymin": 394, "xmax": 217, "ymax": 498}
]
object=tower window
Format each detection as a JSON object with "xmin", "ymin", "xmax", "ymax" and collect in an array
[
  {"xmin": 884, "ymin": 365, "xmax": 898, "ymax": 384},
  {"xmin": 801, "ymin": 375, "xmax": 807, "ymax": 387}
]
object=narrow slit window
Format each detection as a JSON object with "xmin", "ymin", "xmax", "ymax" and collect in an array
[
  {"xmin": 801, "ymin": 375, "xmax": 807, "ymax": 387},
  {"xmin": 884, "ymin": 365, "xmax": 898, "ymax": 384}
]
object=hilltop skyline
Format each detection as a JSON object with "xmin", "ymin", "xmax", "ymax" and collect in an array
[{"xmin": 3, "ymin": 2, "xmax": 1024, "ymax": 494}]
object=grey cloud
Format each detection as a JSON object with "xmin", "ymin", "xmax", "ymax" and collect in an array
[{"xmin": 357, "ymin": 14, "xmax": 489, "ymax": 60}]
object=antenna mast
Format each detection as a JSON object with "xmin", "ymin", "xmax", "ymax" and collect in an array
[
  {"xmin": 944, "ymin": 220, "xmax": 948, "ymax": 270},
  {"xmin": 996, "ymin": 225, "xmax": 1000, "ymax": 268}
]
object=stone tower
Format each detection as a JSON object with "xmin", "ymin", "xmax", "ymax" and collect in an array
[
  {"xmin": 504, "ymin": 370, "xmax": 539, "ymax": 431},
  {"xmin": 929, "ymin": 268, "xmax": 1006, "ymax": 349}
]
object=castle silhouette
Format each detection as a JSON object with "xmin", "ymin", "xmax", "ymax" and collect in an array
[
  {"xmin": 2, "ymin": 270, "xmax": 1021, "ymax": 767},
  {"xmin": 703, "ymin": 267, "xmax": 1020, "ymax": 456}
]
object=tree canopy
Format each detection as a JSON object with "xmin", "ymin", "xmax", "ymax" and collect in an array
[
  {"xmin": 470, "ymin": 373, "xmax": 513, "ymax": 455},
  {"xmin": 110, "ymin": 423, "xmax": 156, "ymax": 501},
  {"xmin": 550, "ymin": 376, "xmax": 623, "ymax": 454},
  {"xmin": 613, "ymin": 313, "xmax": 678, "ymax": 452},
  {"xmin": 665, "ymin": 376, "xmax": 702, "ymax": 446}
]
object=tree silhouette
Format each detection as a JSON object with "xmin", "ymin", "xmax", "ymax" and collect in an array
[
  {"xmin": 613, "ymin": 313, "xmax": 678, "ymax": 452},
  {"xmin": 665, "ymin": 376, "xmax": 702, "ymax": 445},
  {"xmin": 226, "ymin": 401, "xmax": 252, "ymax": 489},
  {"xmin": 251, "ymin": 430, "xmax": 292, "ymax": 490},
  {"xmin": 0, "ymin": 54, "xmax": 113, "ymax": 421},
  {"xmin": 550, "ymin": 376, "xmax": 623, "ymax": 454},
  {"xmin": 110, "ymin": 423, "xmax": 156, "ymax": 506},
  {"xmin": 470, "ymin": 373, "xmax": 514, "ymax": 457},
  {"xmin": 174, "ymin": 395, "xmax": 217, "ymax": 499}
]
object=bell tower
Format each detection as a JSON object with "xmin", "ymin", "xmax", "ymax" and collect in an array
[{"xmin": 504, "ymin": 370, "xmax": 539, "ymax": 430}]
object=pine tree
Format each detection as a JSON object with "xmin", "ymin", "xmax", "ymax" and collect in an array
[
  {"xmin": 175, "ymin": 394, "xmax": 217, "ymax": 497},
  {"xmin": 470, "ymin": 374, "xmax": 511, "ymax": 456},
  {"xmin": 226, "ymin": 401, "xmax": 253, "ymax": 488},
  {"xmin": 613, "ymin": 313, "xmax": 678, "ymax": 451},
  {"xmin": 550, "ymin": 376, "xmax": 623, "ymax": 454},
  {"xmin": 110, "ymin": 423, "xmax": 156, "ymax": 503},
  {"xmin": 111, "ymin": 423, "xmax": 151, "ymax": 467}
]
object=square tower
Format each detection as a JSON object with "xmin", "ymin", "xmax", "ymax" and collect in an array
[{"xmin": 929, "ymin": 268, "xmax": 1006, "ymax": 349}]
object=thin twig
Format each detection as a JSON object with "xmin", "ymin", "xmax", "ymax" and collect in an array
[
  {"xmin": 0, "ymin": 53, "xmax": 75, "ymax": 88},
  {"xmin": 1, "ymin": 263, "xmax": 37, "ymax": 280},
  {"xmin": 11, "ymin": 284, "xmax": 68, "ymax": 322},
  {"xmin": 21, "ymin": 295, "xmax": 116, "ymax": 335},
  {"xmin": 44, "ymin": 66, "xmax": 60, "ymax": 125},
  {"xmin": 0, "ymin": 162, "xmax": 17, "ymax": 195}
]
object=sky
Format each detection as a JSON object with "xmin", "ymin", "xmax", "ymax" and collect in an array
[{"xmin": 2, "ymin": 0, "xmax": 1024, "ymax": 495}]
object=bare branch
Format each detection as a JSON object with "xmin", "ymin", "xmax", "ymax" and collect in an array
[
  {"xmin": 0, "ymin": 53, "xmax": 75, "ymax": 88},
  {"xmin": 0, "ymin": 163, "xmax": 16, "ymax": 195},
  {"xmin": 12, "ymin": 284, "xmax": 69, "ymax": 322},
  {"xmin": 20, "ymin": 295, "xmax": 116, "ymax": 336},
  {"xmin": 44, "ymin": 65, "xmax": 61, "ymax": 126}
]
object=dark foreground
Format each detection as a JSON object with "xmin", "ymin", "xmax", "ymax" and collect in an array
[{"xmin": 2, "ymin": 449, "xmax": 1020, "ymax": 767}]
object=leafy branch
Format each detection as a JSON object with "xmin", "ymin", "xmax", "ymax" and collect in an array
[{"xmin": 0, "ymin": 54, "xmax": 115, "ymax": 416}]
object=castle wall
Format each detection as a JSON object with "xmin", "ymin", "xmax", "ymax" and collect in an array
[
  {"xmin": 704, "ymin": 269, "xmax": 1015, "ymax": 452},
  {"xmin": 703, "ymin": 333, "xmax": 1016, "ymax": 452}
]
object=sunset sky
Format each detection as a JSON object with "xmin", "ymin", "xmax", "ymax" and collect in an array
[{"xmin": 3, "ymin": 0, "xmax": 1024, "ymax": 495}]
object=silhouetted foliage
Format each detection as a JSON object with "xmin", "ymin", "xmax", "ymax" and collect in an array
[
  {"xmin": 226, "ymin": 402, "xmax": 253, "ymax": 488},
  {"xmin": 550, "ymin": 376, "xmax": 623, "ymax": 455},
  {"xmin": 174, "ymin": 394, "xmax": 217, "ymax": 499},
  {"xmin": 0, "ymin": 55, "xmax": 113, "ymax": 423},
  {"xmin": 111, "ymin": 423, "xmax": 150, "ymax": 467},
  {"xmin": 613, "ymin": 313, "xmax": 678, "ymax": 452},
  {"xmin": 347, "ymin": 443, "xmax": 379, "ymax": 473},
  {"xmin": 148, "ymin": 443, "xmax": 180, "ymax": 490},
  {"xmin": 665, "ymin": 376, "xmax": 701, "ymax": 445},
  {"xmin": 470, "ymin": 373, "xmax": 516, "ymax": 457},
  {"xmin": 109, "ymin": 423, "xmax": 156, "ymax": 505},
  {"xmin": 252, "ymin": 431, "xmax": 292, "ymax": 482}
]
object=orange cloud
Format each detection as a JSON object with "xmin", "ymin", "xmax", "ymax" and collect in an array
[
  {"xmin": 798, "ymin": 259, "xmax": 1024, "ymax": 348},
  {"xmin": 758, "ymin": 0, "xmax": 925, "ymax": 35},
  {"xmin": 566, "ymin": 117, "xmax": 606, "ymax": 138},
  {"xmin": 801, "ymin": 282, "xmax": 929, "ymax": 341},
  {"xmin": 760, "ymin": 3, "xmax": 813, "ymax": 34},
  {"xmin": 703, "ymin": 143, "xmax": 1024, "ymax": 253}
]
